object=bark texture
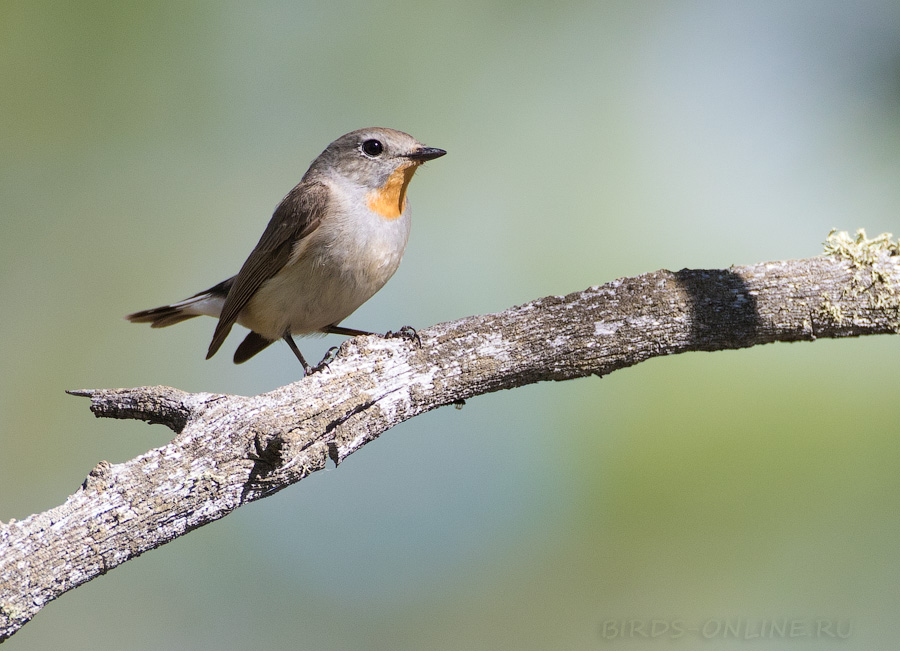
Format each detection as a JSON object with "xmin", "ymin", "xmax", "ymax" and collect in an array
[{"xmin": 1, "ymin": 231, "xmax": 898, "ymax": 641}]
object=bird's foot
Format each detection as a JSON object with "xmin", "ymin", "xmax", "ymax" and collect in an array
[
  {"xmin": 384, "ymin": 325, "xmax": 422, "ymax": 347},
  {"xmin": 309, "ymin": 346, "xmax": 341, "ymax": 374}
]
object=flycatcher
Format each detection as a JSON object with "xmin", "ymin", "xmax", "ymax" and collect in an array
[{"xmin": 126, "ymin": 127, "xmax": 446, "ymax": 373}]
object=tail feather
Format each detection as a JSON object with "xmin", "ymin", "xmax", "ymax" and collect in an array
[
  {"xmin": 126, "ymin": 306, "xmax": 202, "ymax": 328},
  {"xmin": 233, "ymin": 331, "xmax": 275, "ymax": 363},
  {"xmin": 126, "ymin": 277, "xmax": 233, "ymax": 329}
]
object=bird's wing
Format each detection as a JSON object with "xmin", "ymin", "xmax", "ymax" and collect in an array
[{"xmin": 206, "ymin": 181, "xmax": 329, "ymax": 359}]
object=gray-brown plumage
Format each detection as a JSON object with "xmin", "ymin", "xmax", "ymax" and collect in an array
[{"xmin": 126, "ymin": 128, "xmax": 445, "ymax": 371}]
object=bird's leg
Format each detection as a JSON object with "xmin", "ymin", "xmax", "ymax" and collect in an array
[
  {"xmin": 324, "ymin": 323, "xmax": 421, "ymax": 346},
  {"xmin": 282, "ymin": 334, "xmax": 311, "ymax": 375},
  {"xmin": 320, "ymin": 324, "xmax": 375, "ymax": 337}
]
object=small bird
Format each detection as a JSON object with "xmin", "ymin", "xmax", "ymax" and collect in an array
[{"xmin": 126, "ymin": 127, "xmax": 446, "ymax": 373}]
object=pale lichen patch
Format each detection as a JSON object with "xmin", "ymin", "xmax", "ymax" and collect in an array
[
  {"xmin": 824, "ymin": 228, "xmax": 899, "ymax": 264},
  {"xmin": 594, "ymin": 321, "xmax": 619, "ymax": 336},
  {"xmin": 820, "ymin": 228, "xmax": 900, "ymax": 331},
  {"xmin": 819, "ymin": 294, "xmax": 845, "ymax": 325}
]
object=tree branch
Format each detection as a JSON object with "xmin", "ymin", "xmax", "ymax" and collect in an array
[{"xmin": 1, "ymin": 230, "xmax": 898, "ymax": 641}]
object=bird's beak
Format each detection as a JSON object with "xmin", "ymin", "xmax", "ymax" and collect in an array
[{"xmin": 405, "ymin": 146, "xmax": 447, "ymax": 162}]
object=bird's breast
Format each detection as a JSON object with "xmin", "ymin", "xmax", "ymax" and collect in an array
[{"xmin": 238, "ymin": 198, "xmax": 411, "ymax": 339}]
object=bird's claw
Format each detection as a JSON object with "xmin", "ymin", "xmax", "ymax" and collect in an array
[
  {"xmin": 309, "ymin": 346, "xmax": 340, "ymax": 374},
  {"xmin": 384, "ymin": 325, "xmax": 422, "ymax": 347}
]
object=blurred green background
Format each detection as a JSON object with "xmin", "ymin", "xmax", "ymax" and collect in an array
[{"xmin": 2, "ymin": 1, "xmax": 900, "ymax": 649}]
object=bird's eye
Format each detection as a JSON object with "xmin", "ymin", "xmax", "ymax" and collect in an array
[{"xmin": 362, "ymin": 139, "xmax": 384, "ymax": 157}]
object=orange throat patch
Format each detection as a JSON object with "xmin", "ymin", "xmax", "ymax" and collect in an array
[{"xmin": 366, "ymin": 164, "xmax": 419, "ymax": 219}]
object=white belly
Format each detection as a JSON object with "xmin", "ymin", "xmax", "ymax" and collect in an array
[{"xmin": 237, "ymin": 207, "xmax": 411, "ymax": 340}]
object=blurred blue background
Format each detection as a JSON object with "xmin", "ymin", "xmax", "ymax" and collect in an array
[{"xmin": 2, "ymin": 1, "xmax": 900, "ymax": 649}]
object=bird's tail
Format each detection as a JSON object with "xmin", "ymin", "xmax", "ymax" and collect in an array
[{"xmin": 126, "ymin": 278, "xmax": 233, "ymax": 328}]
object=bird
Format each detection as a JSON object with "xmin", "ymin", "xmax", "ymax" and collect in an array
[{"xmin": 126, "ymin": 127, "xmax": 446, "ymax": 373}]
